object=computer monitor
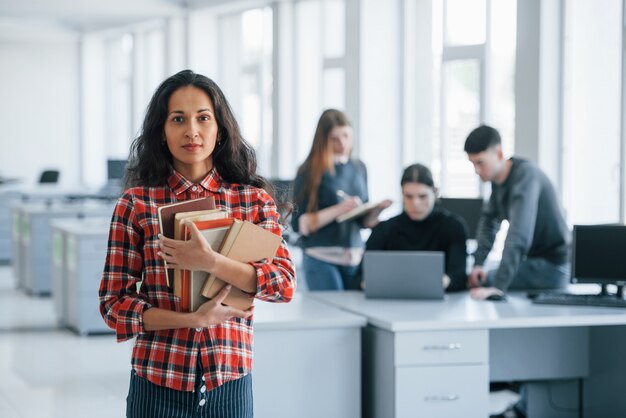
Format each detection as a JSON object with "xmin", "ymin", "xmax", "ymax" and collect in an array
[
  {"xmin": 107, "ymin": 159, "xmax": 127, "ymax": 181},
  {"xmin": 437, "ymin": 197, "xmax": 484, "ymax": 239},
  {"xmin": 572, "ymin": 224, "xmax": 626, "ymax": 292}
]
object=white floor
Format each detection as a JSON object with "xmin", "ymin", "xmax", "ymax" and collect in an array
[
  {"xmin": 0, "ymin": 263, "xmax": 517, "ymax": 418},
  {"xmin": 0, "ymin": 266, "xmax": 133, "ymax": 418}
]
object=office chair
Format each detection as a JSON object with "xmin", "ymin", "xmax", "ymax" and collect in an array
[{"xmin": 39, "ymin": 170, "xmax": 60, "ymax": 184}]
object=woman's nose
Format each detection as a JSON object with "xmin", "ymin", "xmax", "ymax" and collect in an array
[{"xmin": 185, "ymin": 121, "xmax": 199, "ymax": 139}]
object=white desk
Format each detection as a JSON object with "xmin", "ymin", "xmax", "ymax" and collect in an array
[
  {"xmin": 310, "ymin": 290, "xmax": 626, "ymax": 418},
  {"xmin": 50, "ymin": 217, "xmax": 111, "ymax": 333},
  {"xmin": 1, "ymin": 184, "xmax": 112, "ymax": 264},
  {"xmin": 12, "ymin": 201, "xmax": 114, "ymax": 294},
  {"xmin": 253, "ymin": 295, "xmax": 366, "ymax": 418},
  {"xmin": 0, "ymin": 187, "xmax": 21, "ymax": 262}
]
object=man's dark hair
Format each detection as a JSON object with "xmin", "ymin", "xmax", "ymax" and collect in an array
[
  {"xmin": 401, "ymin": 163, "xmax": 435, "ymax": 188},
  {"xmin": 464, "ymin": 125, "xmax": 502, "ymax": 154}
]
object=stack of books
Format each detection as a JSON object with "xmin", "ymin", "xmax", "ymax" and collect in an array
[{"xmin": 158, "ymin": 197, "xmax": 282, "ymax": 311}]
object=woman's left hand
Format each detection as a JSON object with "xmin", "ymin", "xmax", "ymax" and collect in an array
[
  {"xmin": 362, "ymin": 199, "xmax": 393, "ymax": 228},
  {"xmin": 158, "ymin": 221, "xmax": 217, "ymax": 272},
  {"xmin": 377, "ymin": 199, "xmax": 393, "ymax": 210}
]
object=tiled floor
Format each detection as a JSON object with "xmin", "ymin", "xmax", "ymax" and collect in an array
[{"xmin": 0, "ymin": 263, "xmax": 517, "ymax": 417}]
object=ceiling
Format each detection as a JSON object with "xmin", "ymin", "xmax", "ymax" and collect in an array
[{"xmin": 0, "ymin": 0, "xmax": 238, "ymax": 41}]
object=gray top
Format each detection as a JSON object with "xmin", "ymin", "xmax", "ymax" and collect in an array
[
  {"xmin": 291, "ymin": 159, "xmax": 369, "ymax": 249},
  {"xmin": 473, "ymin": 157, "xmax": 570, "ymax": 290}
]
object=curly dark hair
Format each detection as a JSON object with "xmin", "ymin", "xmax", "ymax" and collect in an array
[{"xmin": 125, "ymin": 69, "xmax": 271, "ymax": 195}]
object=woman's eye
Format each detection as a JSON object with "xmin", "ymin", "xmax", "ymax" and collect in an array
[
  {"xmin": 199, "ymin": 115, "xmax": 211, "ymax": 121},
  {"xmin": 172, "ymin": 116, "xmax": 183, "ymax": 123}
]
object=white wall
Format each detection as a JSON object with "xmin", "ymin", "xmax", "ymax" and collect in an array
[
  {"xmin": 562, "ymin": 0, "xmax": 622, "ymax": 224},
  {"xmin": 0, "ymin": 39, "xmax": 81, "ymax": 187}
]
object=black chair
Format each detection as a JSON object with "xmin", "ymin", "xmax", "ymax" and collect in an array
[
  {"xmin": 268, "ymin": 178, "xmax": 297, "ymax": 243},
  {"xmin": 39, "ymin": 170, "xmax": 60, "ymax": 184}
]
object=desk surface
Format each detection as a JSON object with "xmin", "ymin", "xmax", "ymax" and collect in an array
[
  {"xmin": 310, "ymin": 290, "xmax": 626, "ymax": 331},
  {"xmin": 253, "ymin": 293, "xmax": 366, "ymax": 331},
  {"xmin": 50, "ymin": 217, "xmax": 111, "ymax": 236},
  {"xmin": 15, "ymin": 201, "xmax": 114, "ymax": 215}
]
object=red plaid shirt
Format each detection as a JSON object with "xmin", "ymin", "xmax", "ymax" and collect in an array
[{"xmin": 99, "ymin": 170, "xmax": 296, "ymax": 392}]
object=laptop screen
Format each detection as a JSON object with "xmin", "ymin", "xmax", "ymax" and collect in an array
[{"xmin": 363, "ymin": 251, "xmax": 445, "ymax": 300}]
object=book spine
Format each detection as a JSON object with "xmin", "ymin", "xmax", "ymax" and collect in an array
[{"xmin": 180, "ymin": 269, "xmax": 190, "ymax": 311}]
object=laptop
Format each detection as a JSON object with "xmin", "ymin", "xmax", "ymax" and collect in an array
[{"xmin": 363, "ymin": 251, "xmax": 445, "ymax": 300}]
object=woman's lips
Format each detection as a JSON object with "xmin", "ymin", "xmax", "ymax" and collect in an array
[{"xmin": 183, "ymin": 144, "xmax": 202, "ymax": 151}]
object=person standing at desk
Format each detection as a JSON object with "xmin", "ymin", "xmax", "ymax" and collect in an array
[
  {"xmin": 365, "ymin": 163, "xmax": 469, "ymax": 291},
  {"xmin": 464, "ymin": 125, "xmax": 570, "ymax": 300},
  {"xmin": 291, "ymin": 109, "xmax": 391, "ymax": 290},
  {"xmin": 465, "ymin": 126, "xmax": 570, "ymax": 418},
  {"xmin": 99, "ymin": 70, "xmax": 296, "ymax": 418}
]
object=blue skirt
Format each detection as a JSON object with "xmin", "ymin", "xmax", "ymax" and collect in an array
[{"xmin": 126, "ymin": 368, "xmax": 253, "ymax": 418}]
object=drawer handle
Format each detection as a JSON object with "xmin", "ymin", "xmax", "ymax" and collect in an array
[
  {"xmin": 422, "ymin": 343, "xmax": 462, "ymax": 351},
  {"xmin": 424, "ymin": 395, "xmax": 460, "ymax": 402}
]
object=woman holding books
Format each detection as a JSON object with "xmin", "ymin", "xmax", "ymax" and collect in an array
[
  {"xmin": 365, "ymin": 163, "xmax": 469, "ymax": 291},
  {"xmin": 99, "ymin": 69, "xmax": 295, "ymax": 418},
  {"xmin": 291, "ymin": 109, "xmax": 391, "ymax": 291}
]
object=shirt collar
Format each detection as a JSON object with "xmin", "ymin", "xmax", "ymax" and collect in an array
[
  {"xmin": 334, "ymin": 155, "xmax": 349, "ymax": 165},
  {"xmin": 167, "ymin": 169, "xmax": 223, "ymax": 196}
]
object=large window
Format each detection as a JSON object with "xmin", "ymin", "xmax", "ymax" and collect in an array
[
  {"xmin": 240, "ymin": 8, "xmax": 273, "ymax": 176},
  {"xmin": 214, "ymin": 8, "xmax": 274, "ymax": 176},
  {"xmin": 82, "ymin": 24, "xmax": 166, "ymax": 188},
  {"xmin": 294, "ymin": 0, "xmax": 348, "ymax": 167},
  {"xmin": 432, "ymin": 0, "xmax": 517, "ymax": 198}
]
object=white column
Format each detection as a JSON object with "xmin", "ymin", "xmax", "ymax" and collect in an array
[
  {"xmin": 514, "ymin": 0, "xmax": 562, "ymax": 187},
  {"xmin": 188, "ymin": 9, "xmax": 219, "ymax": 79},
  {"xmin": 272, "ymin": 1, "xmax": 296, "ymax": 179},
  {"xmin": 359, "ymin": 0, "xmax": 403, "ymax": 203},
  {"xmin": 403, "ymin": 0, "xmax": 434, "ymax": 167},
  {"xmin": 81, "ymin": 36, "xmax": 107, "ymax": 188},
  {"xmin": 165, "ymin": 15, "xmax": 188, "ymax": 74}
]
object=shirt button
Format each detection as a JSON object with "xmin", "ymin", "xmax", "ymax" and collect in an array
[
  {"xmin": 195, "ymin": 327, "xmax": 202, "ymax": 332},
  {"xmin": 202, "ymin": 375, "xmax": 206, "ymax": 382},
  {"xmin": 200, "ymin": 385, "xmax": 206, "ymax": 393},
  {"xmin": 199, "ymin": 399, "xmax": 206, "ymax": 407},
  {"xmin": 191, "ymin": 186, "xmax": 198, "ymax": 192}
]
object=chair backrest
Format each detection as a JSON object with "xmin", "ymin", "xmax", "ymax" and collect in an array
[{"xmin": 39, "ymin": 170, "xmax": 60, "ymax": 184}]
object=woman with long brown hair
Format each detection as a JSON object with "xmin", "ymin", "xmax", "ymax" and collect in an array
[
  {"xmin": 99, "ymin": 69, "xmax": 295, "ymax": 417},
  {"xmin": 291, "ymin": 109, "xmax": 390, "ymax": 290}
]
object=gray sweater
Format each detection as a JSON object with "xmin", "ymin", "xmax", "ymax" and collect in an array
[{"xmin": 473, "ymin": 157, "xmax": 570, "ymax": 290}]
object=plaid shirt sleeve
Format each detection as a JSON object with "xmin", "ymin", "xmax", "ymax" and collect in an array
[
  {"xmin": 99, "ymin": 191, "xmax": 153, "ymax": 342},
  {"xmin": 250, "ymin": 189, "xmax": 296, "ymax": 302}
]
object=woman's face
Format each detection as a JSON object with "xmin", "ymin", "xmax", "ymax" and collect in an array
[
  {"xmin": 328, "ymin": 125, "xmax": 353, "ymax": 157},
  {"xmin": 164, "ymin": 85, "xmax": 219, "ymax": 180},
  {"xmin": 402, "ymin": 182, "xmax": 436, "ymax": 221}
]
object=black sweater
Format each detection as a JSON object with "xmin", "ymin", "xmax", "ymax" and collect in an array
[{"xmin": 366, "ymin": 208, "xmax": 469, "ymax": 292}]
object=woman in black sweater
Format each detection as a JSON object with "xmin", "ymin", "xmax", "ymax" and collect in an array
[{"xmin": 366, "ymin": 164, "xmax": 469, "ymax": 291}]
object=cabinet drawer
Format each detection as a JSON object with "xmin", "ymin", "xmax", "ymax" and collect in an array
[
  {"xmin": 395, "ymin": 364, "xmax": 488, "ymax": 418},
  {"xmin": 395, "ymin": 329, "xmax": 487, "ymax": 366}
]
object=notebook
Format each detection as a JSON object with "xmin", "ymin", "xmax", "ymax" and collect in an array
[{"xmin": 363, "ymin": 251, "xmax": 445, "ymax": 300}]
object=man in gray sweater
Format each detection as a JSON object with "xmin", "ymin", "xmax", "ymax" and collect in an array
[
  {"xmin": 466, "ymin": 126, "xmax": 571, "ymax": 418},
  {"xmin": 464, "ymin": 125, "xmax": 570, "ymax": 301}
]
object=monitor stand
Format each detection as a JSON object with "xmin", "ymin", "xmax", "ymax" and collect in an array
[{"xmin": 597, "ymin": 284, "xmax": 625, "ymax": 299}]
